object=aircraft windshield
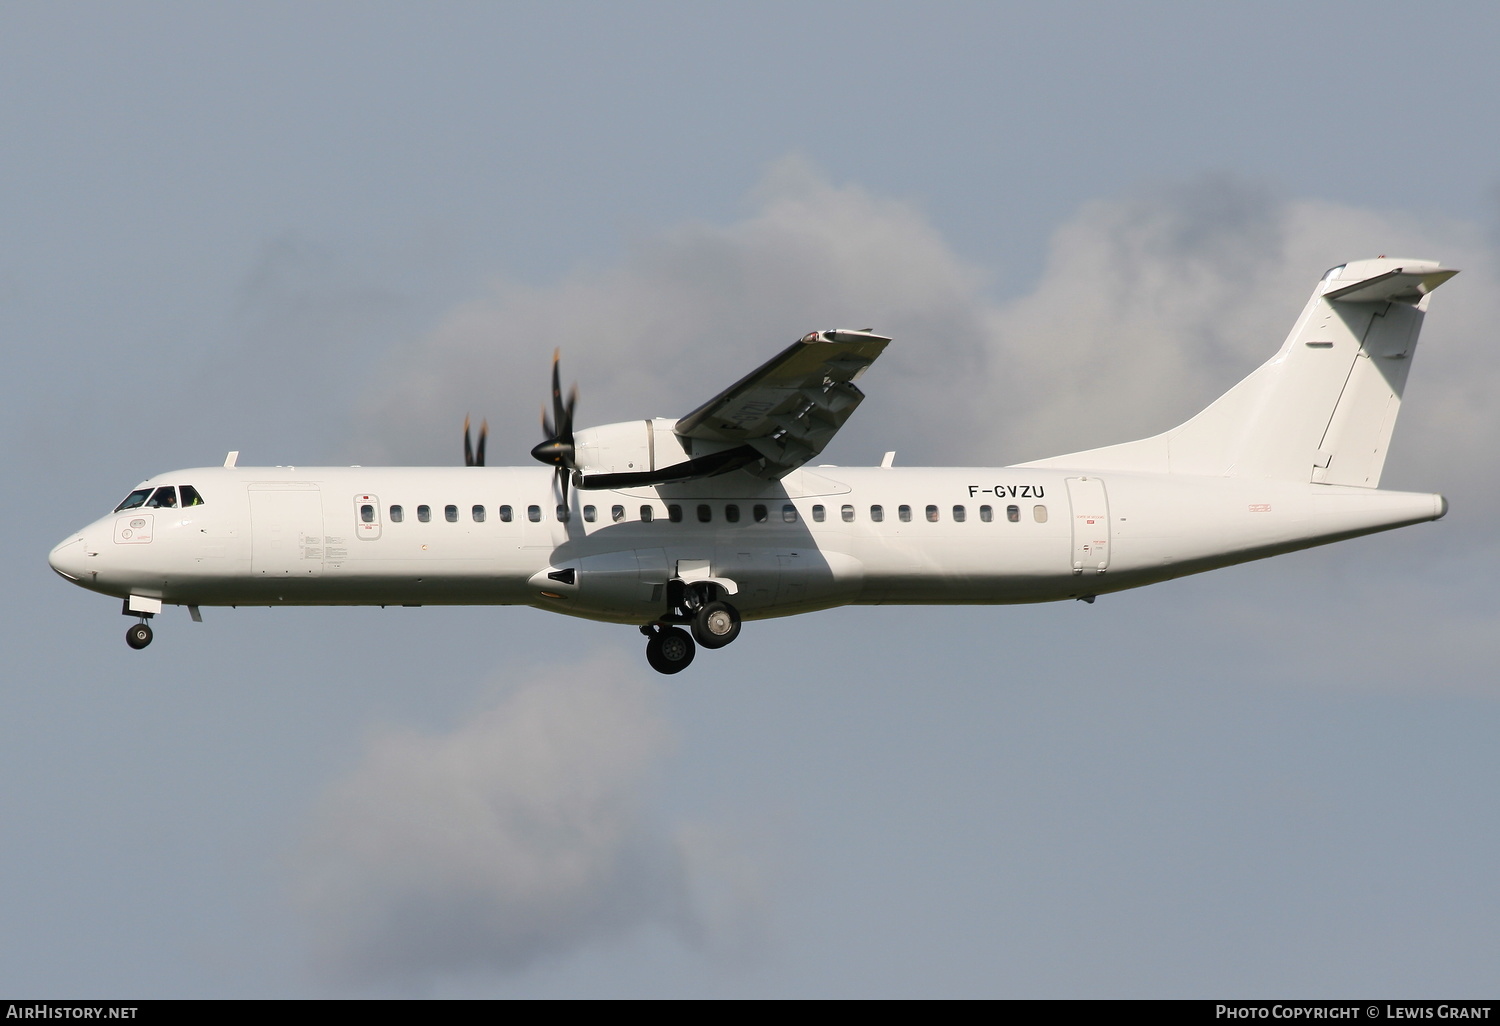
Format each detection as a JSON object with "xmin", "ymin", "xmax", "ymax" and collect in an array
[
  {"xmin": 114, "ymin": 488, "xmax": 153, "ymax": 512},
  {"xmin": 114, "ymin": 484, "xmax": 205, "ymax": 512}
]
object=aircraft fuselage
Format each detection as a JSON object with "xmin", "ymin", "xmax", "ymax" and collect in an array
[{"xmin": 49, "ymin": 463, "xmax": 1445, "ymax": 624}]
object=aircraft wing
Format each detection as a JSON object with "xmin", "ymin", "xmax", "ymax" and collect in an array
[{"xmin": 675, "ymin": 329, "xmax": 891, "ymax": 480}]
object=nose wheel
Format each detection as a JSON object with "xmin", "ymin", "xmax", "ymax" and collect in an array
[{"xmin": 126, "ymin": 622, "xmax": 153, "ymax": 650}]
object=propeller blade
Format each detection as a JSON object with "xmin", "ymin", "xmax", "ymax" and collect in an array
[
  {"xmin": 463, "ymin": 414, "xmax": 474, "ymax": 467},
  {"xmin": 532, "ymin": 349, "xmax": 579, "ymax": 473},
  {"xmin": 550, "ymin": 349, "xmax": 565, "ymax": 442},
  {"xmin": 561, "ymin": 384, "xmax": 578, "ymax": 443},
  {"xmin": 476, "ymin": 419, "xmax": 487, "ymax": 468}
]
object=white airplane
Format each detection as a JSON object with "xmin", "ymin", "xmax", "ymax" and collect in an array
[{"xmin": 50, "ymin": 257, "xmax": 1456, "ymax": 673}]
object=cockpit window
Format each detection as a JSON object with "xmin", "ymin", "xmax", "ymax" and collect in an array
[
  {"xmin": 179, "ymin": 485, "xmax": 204, "ymax": 506},
  {"xmin": 145, "ymin": 486, "xmax": 178, "ymax": 509},
  {"xmin": 114, "ymin": 488, "xmax": 153, "ymax": 512}
]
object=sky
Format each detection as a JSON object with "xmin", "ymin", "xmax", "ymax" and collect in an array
[{"xmin": 4, "ymin": 1, "xmax": 1500, "ymax": 998}]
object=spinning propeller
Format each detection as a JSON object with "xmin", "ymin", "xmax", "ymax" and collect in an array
[
  {"xmin": 529, "ymin": 348, "xmax": 579, "ymax": 507},
  {"xmin": 462, "ymin": 414, "xmax": 487, "ymax": 467}
]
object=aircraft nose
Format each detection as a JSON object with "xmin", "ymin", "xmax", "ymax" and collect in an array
[{"xmin": 48, "ymin": 535, "xmax": 88, "ymax": 582}]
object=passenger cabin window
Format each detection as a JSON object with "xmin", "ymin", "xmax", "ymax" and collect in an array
[
  {"xmin": 668, "ymin": 505, "xmax": 683, "ymax": 523},
  {"xmin": 812, "ymin": 505, "xmax": 825, "ymax": 522},
  {"xmin": 584, "ymin": 505, "xmax": 597, "ymax": 523},
  {"xmin": 782, "ymin": 504, "xmax": 798, "ymax": 523},
  {"xmin": 612, "ymin": 505, "xmax": 625, "ymax": 523},
  {"xmin": 418, "ymin": 505, "xmax": 431, "ymax": 523},
  {"xmin": 115, "ymin": 488, "xmax": 153, "ymax": 512},
  {"xmin": 842, "ymin": 504, "xmax": 855, "ymax": 523},
  {"xmin": 556, "ymin": 505, "xmax": 569, "ymax": 522},
  {"xmin": 390, "ymin": 505, "xmax": 404, "ymax": 523},
  {"xmin": 980, "ymin": 505, "xmax": 993, "ymax": 523},
  {"xmin": 697, "ymin": 504, "xmax": 712, "ymax": 523},
  {"xmin": 640, "ymin": 505, "xmax": 654, "ymax": 523},
  {"xmin": 445, "ymin": 504, "xmax": 459, "ymax": 523},
  {"xmin": 753, "ymin": 504, "xmax": 768, "ymax": 523},
  {"xmin": 179, "ymin": 485, "xmax": 204, "ymax": 506},
  {"xmin": 926, "ymin": 505, "xmax": 940, "ymax": 523},
  {"xmin": 952, "ymin": 505, "xmax": 966, "ymax": 523},
  {"xmin": 1033, "ymin": 505, "xmax": 1048, "ymax": 523},
  {"xmin": 528, "ymin": 505, "xmax": 541, "ymax": 522},
  {"xmin": 499, "ymin": 505, "xmax": 513, "ymax": 522},
  {"xmin": 870, "ymin": 504, "xmax": 884, "ymax": 522},
  {"xmin": 1007, "ymin": 504, "xmax": 1020, "ymax": 523},
  {"xmin": 472, "ymin": 505, "xmax": 486, "ymax": 523},
  {"xmin": 899, "ymin": 505, "xmax": 912, "ymax": 523},
  {"xmin": 146, "ymin": 486, "xmax": 178, "ymax": 509},
  {"xmin": 360, "ymin": 504, "xmax": 376, "ymax": 523},
  {"xmin": 725, "ymin": 504, "xmax": 740, "ymax": 523}
]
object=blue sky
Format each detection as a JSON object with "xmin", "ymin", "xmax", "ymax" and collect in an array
[{"xmin": 5, "ymin": 2, "xmax": 1500, "ymax": 997}]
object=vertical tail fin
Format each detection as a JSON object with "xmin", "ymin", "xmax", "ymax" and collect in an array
[{"xmin": 1020, "ymin": 258, "xmax": 1458, "ymax": 485}]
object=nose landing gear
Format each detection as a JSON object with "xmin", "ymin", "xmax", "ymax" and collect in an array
[{"xmin": 121, "ymin": 597, "xmax": 156, "ymax": 650}]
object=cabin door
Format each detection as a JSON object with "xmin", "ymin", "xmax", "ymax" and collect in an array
[{"xmin": 1065, "ymin": 477, "xmax": 1110, "ymax": 573}]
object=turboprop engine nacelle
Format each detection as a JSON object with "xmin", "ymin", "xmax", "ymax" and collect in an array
[{"xmin": 571, "ymin": 418, "xmax": 694, "ymax": 479}]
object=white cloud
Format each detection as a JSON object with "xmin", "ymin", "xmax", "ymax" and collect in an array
[
  {"xmin": 353, "ymin": 156, "xmax": 995, "ymax": 467},
  {"xmin": 295, "ymin": 653, "xmax": 761, "ymax": 990}
]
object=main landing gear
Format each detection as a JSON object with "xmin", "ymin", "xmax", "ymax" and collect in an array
[{"xmin": 640, "ymin": 582, "xmax": 743, "ymax": 674}]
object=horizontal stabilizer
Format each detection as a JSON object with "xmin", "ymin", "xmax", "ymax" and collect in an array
[{"xmin": 1325, "ymin": 266, "xmax": 1458, "ymax": 304}]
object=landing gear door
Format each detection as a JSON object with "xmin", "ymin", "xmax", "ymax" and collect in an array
[
  {"xmin": 1066, "ymin": 477, "xmax": 1110, "ymax": 573},
  {"xmin": 635, "ymin": 547, "xmax": 670, "ymax": 609}
]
